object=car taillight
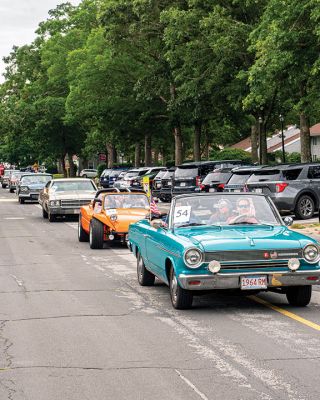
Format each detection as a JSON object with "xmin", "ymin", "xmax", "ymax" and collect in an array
[
  {"xmin": 217, "ymin": 183, "xmax": 225, "ymax": 190},
  {"xmin": 200, "ymin": 184, "xmax": 205, "ymax": 190},
  {"xmin": 275, "ymin": 182, "xmax": 288, "ymax": 193},
  {"xmin": 196, "ymin": 176, "xmax": 201, "ymax": 186}
]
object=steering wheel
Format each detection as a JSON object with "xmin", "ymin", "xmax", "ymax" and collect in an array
[{"xmin": 230, "ymin": 214, "xmax": 258, "ymax": 224}]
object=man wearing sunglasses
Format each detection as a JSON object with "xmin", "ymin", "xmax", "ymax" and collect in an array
[{"xmin": 227, "ymin": 198, "xmax": 259, "ymax": 224}]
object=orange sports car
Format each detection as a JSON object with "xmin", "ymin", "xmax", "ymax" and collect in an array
[{"xmin": 78, "ymin": 188, "xmax": 150, "ymax": 249}]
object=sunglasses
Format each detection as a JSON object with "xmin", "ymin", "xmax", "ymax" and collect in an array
[{"xmin": 238, "ymin": 204, "xmax": 249, "ymax": 208}]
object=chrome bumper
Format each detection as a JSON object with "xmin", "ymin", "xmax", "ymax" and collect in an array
[
  {"xmin": 48, "ymin": 206, "xmax": 80, "ymax": 215},
  {"xmin": 178, "ymin": 270, "xmax": 320, "ymax": 290},
  {"xmin": 19, "ymin": 193, "xmax": 39, "ymax": 200}
]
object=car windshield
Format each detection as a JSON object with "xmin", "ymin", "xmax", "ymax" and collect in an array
[
  {"xmin": 202, "ymin": 171, "xmax": 232, "ymax": 184},
  {"xmin": 227, "ymin": 172, "xmax": 251, "ymax": 185},
  {"xmin": 21, "ymin": 175, "xmax": 52, "ymax": 185},
  {"xmin": 104, "ymin": 194, "xmax": 149, "ymax": 209},
  {"xmin": 155, "ymin": 170, "xmax": 167, "ymax": 179},
  {"xmin": 124, "ymin": 170, "xmax": 141, "ymax": 178},
  {"xmin": 100, "ymin": 169, "xmax": 112, "ymax": 177},
  {"xmin": 175, "ymin": 167, "xmax": 198, "ymax": 178},
  {"xmin": 172, "ymin": 194, "xmax": 280, "ymax": 227},
  {"xmin": 247, "ymin": 169, "xmax": 282, "ymax": 183},
  {"xmin": 109, "ymin": 170, "xmax": 125, "ymax": 178},
  {"xmin": 51, "ymin": 181, "xmax": 95, "ymax": 192}
]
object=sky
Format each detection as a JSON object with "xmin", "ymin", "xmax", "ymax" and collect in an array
[{"xmin": 0, "ymin": 0, "xmax": 81, "ymax": 82}]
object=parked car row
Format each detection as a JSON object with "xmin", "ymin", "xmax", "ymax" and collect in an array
[{"xmin": 3, "ymin": 166, "xmax": 320, "ymax": 311}]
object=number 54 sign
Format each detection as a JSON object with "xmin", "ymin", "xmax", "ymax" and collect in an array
[{"xmin": 173, "ymin": 206, "xmax": 191, "ymax": 223}]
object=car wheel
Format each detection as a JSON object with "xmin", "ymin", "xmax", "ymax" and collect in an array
[
  {"xmin": 2, "ymin": 184, "xmax": 7, "ymax": 188},
  {"xmin": 42, "ymin": 207, "xmax": 48, "ymax": 219},
  {"xmin": 89, "ymin": 219, "xmax": 104, "ymax": 249},
  {"xmin": 9, "ymin": 188, "xmax": 14, "ymax": 193},
  {"xmin": 169, "ymin": 267, "xmax": 193, "ymax": 310},
  {"xmin": 295, "ymin": 195, "xmax": 315, "ymax": 219},
  {"xmin": 286, "ymin": 285, "xmax": 312, "ymax": 307},
  {"xmin": 78, "ymin": 214, "xmax": 89, "ymax": 242},
  {"xmin": 48, "ymin": 211, "xmax": 56, "ymax": 222},
  {"xmin": 137, "ymin": 251, "xmax": 155, "ymax": 286},
  {"xmin": 19, "ymin": 197, "xmax": 25, "ymax": 204},
  {"xmin": 82, "ymin": 174, "xmax": 87, "ymax": 178}
]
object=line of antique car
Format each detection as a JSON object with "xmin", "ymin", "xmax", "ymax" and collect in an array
[{"xmin": 2, "ymin": 167, "xmax": 320, "ymax": 309}]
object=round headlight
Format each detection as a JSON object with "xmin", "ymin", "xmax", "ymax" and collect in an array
[
  {"xmin": 208, "ymin": 260, "xmax": 221, "ymax": 274},
  {"xmin": 303, "ymin": 244, "xmax": 320, "ymax": 263},
  {"xmin": 288, "ymin": 258, "xmax": 300, "ymax": 271},
  {"xmin": 20, "ymin": 186, "xmax": 28, "ymax": 192},
  {"xmin": 184, "ymin": 248, "xmax": 203, "ymax": 268}
]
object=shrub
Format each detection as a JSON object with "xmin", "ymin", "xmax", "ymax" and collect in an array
[
  {"xmin": 210, "ymin": 147, "xmax": 252, "ymax": 163},
  {"xmin": 97, "ymin": 163, "xmax": 107, "ymax": 177}
]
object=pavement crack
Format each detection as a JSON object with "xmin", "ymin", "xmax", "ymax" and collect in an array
[
  {"xmin": 0, "ymin": 321, "xmax": 15, "ymax": 399},
  {"xmin": 1, "ymin": 312, "xmax": 134, "ymax": 323}
]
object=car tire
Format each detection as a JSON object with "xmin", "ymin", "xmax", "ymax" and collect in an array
[
  {"xmin": 295, "ymin": 195, "xmax": 315, "ymax": 219},
  {"xmin": 89, "ymin": 219, "xmax": 104, "ymax": 249},
  {"xmin": 9, "ymin": 188, "xmax": 14, "ymax": 193},
  {"xmin": 19, "ymin": 197, "xmax": 25, "ymax": 204},
  {"xmin": 286, "ymin": 285, "xmax": 312, "ymax": 307},
  {"xmin": 82, "ymin": 174, "xmax": 87, "ymax": 178},
  {"xmin": 78, "ymin": 214, "xmax": 89, "ymax": 242},
  {"xmin": 137, "ymin": 251, "xmax": 155, "ymax": 286},
  {"xmin": 169, "ymin": 267, "xmax": 193, "ymax": 310},
  {"xmin": 48, "ymin": 211, "xmax": 56, "ymax": 222},
  {"xmin": 42, "ymin": 207, "xmax": 48, "ymax": 219},
  {"xmin": 2, "ymin": 184, "xmax": 7, "ymax": 188}
]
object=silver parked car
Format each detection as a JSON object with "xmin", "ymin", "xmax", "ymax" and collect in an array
[
  {"xmin": 39, "ymin": 178, "xmax": 97, "ymax": 222},
  {"xmin": 79, "ymin": 169, "xmax": 98, "ymax": 178}
]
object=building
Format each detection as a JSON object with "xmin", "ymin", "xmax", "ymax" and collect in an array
[{"xmin": 231, "ymin": 123, "xmax": 320, "ymax": 160}]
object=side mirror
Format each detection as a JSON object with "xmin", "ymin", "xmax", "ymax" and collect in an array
[
  {"xmin": 150, "ymin": 219, "xmax": 163, "ymax": 229},
  {"xmin": 283, "ymin": 216, "xmax": 293, "ymax": 226}
]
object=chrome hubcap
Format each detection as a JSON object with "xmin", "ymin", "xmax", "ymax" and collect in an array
[
  {"xmin": 300, "ymin": 199, "xmax": 313, "ymax": 216},
  {"xmin": 138, "ymin": 257, "xmax": 143, "ymax": 279},
  {"xmin": 89, "ymin": 226, "xmax": 92, "ymax": 244}
]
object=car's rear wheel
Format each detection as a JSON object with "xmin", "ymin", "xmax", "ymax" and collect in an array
[
  {"xmin": 89, "ymin": 219, "xmax": 104, "ymax": 249},
  {"xmin": 137, "ymin": 251, "xmax": 155, "ymax": 286},
  {"xmin": 169, "ymin": 267, "xmax": 193, "ymax": 310},
  {"xmin": 286, "ymin": 286, "xmax": 312, "ymax": 306},
  {"xmin": 82, "ymin": 174, "xmax": 87, "ymax": 178},
  {"xmin": 48, "ymin": 211, "xmax": 56, "ymax": 222},
  {"xmin": 2, "ymin": 184, "xmax": 7, "ymax": 188},
  {"xmin": 78, "ymin": 214, "xmax": 89, "ymax": 242},
  {"xmin": 19, "ymin": 197, "xmax": 25, "ymax": 204},
  {"xmin": 9, "ymin": 188, "xmax": 14, "ymax": 193},
  {"xmin": 42, "ymin": 207, "xmax": 48, "ymax": 219},
  {"xmin": 295, "ymin": 195, "xmax": 315, "ymax": 219}
]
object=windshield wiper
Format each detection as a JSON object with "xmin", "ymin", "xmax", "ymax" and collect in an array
[{"xmin": 177, "ymin": 222, "xmax": 206, "ymax": 228}]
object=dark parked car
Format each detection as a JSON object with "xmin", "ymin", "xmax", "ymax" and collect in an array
[
  {"xmin": 159, "ymin": 168, "xmax": 175, "ymax": 202},
  {"xmin": 99, "ymin": 169, "xmax": 113, "ymax": 188},
  {"xmin": 246, "ymin": 163, "xmax": 320, "ymax": 219},
  {"xmin": 151, "ymin": 169, "xmax": 168, "ymax": 199},
  {"xmin": 100, "ymin": 168, "xmax": 128, "ymax": 188},
  {"xmin": 224, "ymin": 165, "xmax": 265, "ymax": 192},
  {"xmin": 200, "ymin": 168, "xmax": 233, "ymax": 192},
  {"xmin": 132, "ymin": 167, "xmax": 167, "ymax": 189},
  {"xmin": 113, "ymin": 168, "xmax": 150, "ymax": 188},
  {"xmin": 172, "ymin": 160, "xmax": 247, "ymax": 196}
]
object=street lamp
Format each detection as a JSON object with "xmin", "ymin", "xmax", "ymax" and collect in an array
[
  {"xmin": 279, "ymin": 114, "xmax": 286, "ymax": 163},
  {"xmin": 258, "ymin": 116, "xmax": 263, "ymax": 164}
]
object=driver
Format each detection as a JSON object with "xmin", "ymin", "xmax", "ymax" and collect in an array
[{"xmin": 227, "ymin": 198, "xmax": 258, "ymax": 224}]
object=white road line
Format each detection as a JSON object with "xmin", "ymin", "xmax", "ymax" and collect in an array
[
  {"xmin": 4, "ymin": 217, "xmax": 25, "ymax": 220},
  {"xmin": 175, "ymin": 370, "xmax": 209, "ymax": 400},
  {"xmin": 0, "ymin": 199, "xmax": 17, "ymax": 202},
  {"xmin": 66, "ymin": 223, "xmax": 78, "ymax": 230},
  {"xmin": 34, "ymin": 204, "xmax": 42, "ymax": 209}
]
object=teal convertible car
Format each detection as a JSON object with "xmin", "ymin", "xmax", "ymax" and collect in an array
[{"xmin": 128, "ymin": 193, "xmax": 320, "ymax": 309}]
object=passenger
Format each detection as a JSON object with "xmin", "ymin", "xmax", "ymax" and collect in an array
[{"xmin": 208, "ymin": 199, "xmax": 232, "ymax": 224}]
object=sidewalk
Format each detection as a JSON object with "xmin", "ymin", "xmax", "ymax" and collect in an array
[{"xmin": 291, "ymin": 222, "xmax": 320, "ymax": 242}]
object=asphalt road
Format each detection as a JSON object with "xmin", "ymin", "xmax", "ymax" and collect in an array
[{"xmin": 1, "ymin": 190, "xmax": 320, "ymax": 400}]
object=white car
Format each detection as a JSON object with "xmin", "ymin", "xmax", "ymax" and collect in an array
[{"xmin": 79, "ymin": 169, "xmax": 97, "ymax": 178}]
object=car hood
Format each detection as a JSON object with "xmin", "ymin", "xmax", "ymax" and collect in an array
[
  {"xmin": 49, "ymin": 190, "xmax": 96, "ymax": 200},
  {"xmin": 27, "ymin": 183, "xmax": 47, "ymax": 190},
  {"xmin": 108, "ymin": 209, "xmax": 148, "ymax": 230},
  {"xmin": 175, "ymin": 225, "xmax": 314, "ymax": 252}
]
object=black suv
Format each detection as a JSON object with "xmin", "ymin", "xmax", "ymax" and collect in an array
[
  {"xmin": 246, "ymin": 163, "xmax": 320, "ymax": 219},
  {"xmin": 159, "ymin": 168, "xmax": 176, "ymax": 202},
  {"xmin": 224, "ymin": 165, "xmax": 266, "ymax": 192},
  {"xmin": 172, "ymin": 160, "xmax": 247, "ymax": 196},
  {"xmin": 200, "ymin": 168, "xmax": 233, "ymax": 192}
]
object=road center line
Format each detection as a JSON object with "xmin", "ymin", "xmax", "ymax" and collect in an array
[
  {"xmin": 249, "ymin": 295, "xmax": 320, "ymax": 331},
  {"xmin": 175, "ymin": 370, "xmax": 209, "ymax": 400}
]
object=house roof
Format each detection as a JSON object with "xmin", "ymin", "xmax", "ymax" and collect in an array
[{"xmin": 310, "ymin": 123, "xmax": 320, "ymax": 136}]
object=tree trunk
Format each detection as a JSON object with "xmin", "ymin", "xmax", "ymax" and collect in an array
[
  {"xmin": 174, "ymin": 126, "xmax": 183, "ymax": 165},
  {"xmin": 144, "ymin": 133, "xmax": 152, "ymax": 166},
  {"xmin": 68, "ymin": 154, "xmax": 76, "ymax": 177},
  {"xmin": 153, "ymin": 148, "xmax": 159, "ymax": 165},
  {"xmin": 251, "ymin": 123, "xmax": 258, "ymax": 163},
  {"xmin": 261, "ymin": 123, "xmax": 268, "ymax": 164},
  {"xmin": 193, "ymin": 121, "xmax": 201, "ymax": 161},
  {"xmin": 135, "ymin": 143, "xmax": 141, "ymax": 167},
  {"xmin": 106, "ymin": 143, "xmax": 114, "ymax": 168},
  {"xmin": 300, "ymin": 112, "xmax": 311, "ymax": 162},
  {"xmin": 61, "ymin": 155, "xmax": 67, "ymax": 177}
]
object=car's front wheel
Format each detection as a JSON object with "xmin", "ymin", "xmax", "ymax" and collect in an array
[
  {"xmin": 42, "ymin": 207, "xmax": 48, "ymax": 219},
  {"xmin": 170, "ymin": 267, "xmax": 193, "ymax": 310},
  {"xmin": 9, "ymin": 188, "xmax": 14, "ymax": 193},
  {"xmin": 295, "ymin": 195, "xmax": 315, "ymax": 219},
  {"xmin": 89, "ymin": 219, "xmax": 104, "ymax": 249},
  {"xmin": 78, "ymin": 214, "xmax": 89, "ymax": 242},
  {"xmin": 19, "ymin": 197, "xmax": 25, "ymax": 204},
  {"xmin": 286, "ymin": 285, "xmax": 312, "ymax": 306},
  {"xmin": 48, "ymin": 211, "xmax": 56, "ymax": 222},
  {"xmin": 137, "ymin": 252, "xmax": 155, "ymax": 286}
]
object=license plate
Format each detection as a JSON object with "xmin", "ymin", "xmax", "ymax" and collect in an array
[
  {"xmin": 241, "ymin": 275, "xmax": 267, "ymax": 290},
  {"xmin": 168, "ymin": 182, "xmax": 172, "ymax": 186},
  {"xmin": 180, "ymin": 182, "xmax": 186, "ymax": 187},
  {"xmin": 209, "ymin": 188, "xmax": 216, "ymax": 192},
  {"xmin": 31, "ymin": 194, "xmax": 38, "ymax": 199},
  {"xmin": 254, "ymin": 188, "xmax": 263, "ymax": 193}
]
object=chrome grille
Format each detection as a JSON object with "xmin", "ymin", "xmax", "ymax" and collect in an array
[
  {"xmin": 220, "ymin": 262, "xmax": 288, "ymax": 270},
  {"xmin": 205, "ymin": 249, "xmax": 302, "ymax": 263},
  {"xmin": 61, "ymin": 199, "xmax": 91, "ymax": 208}
]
